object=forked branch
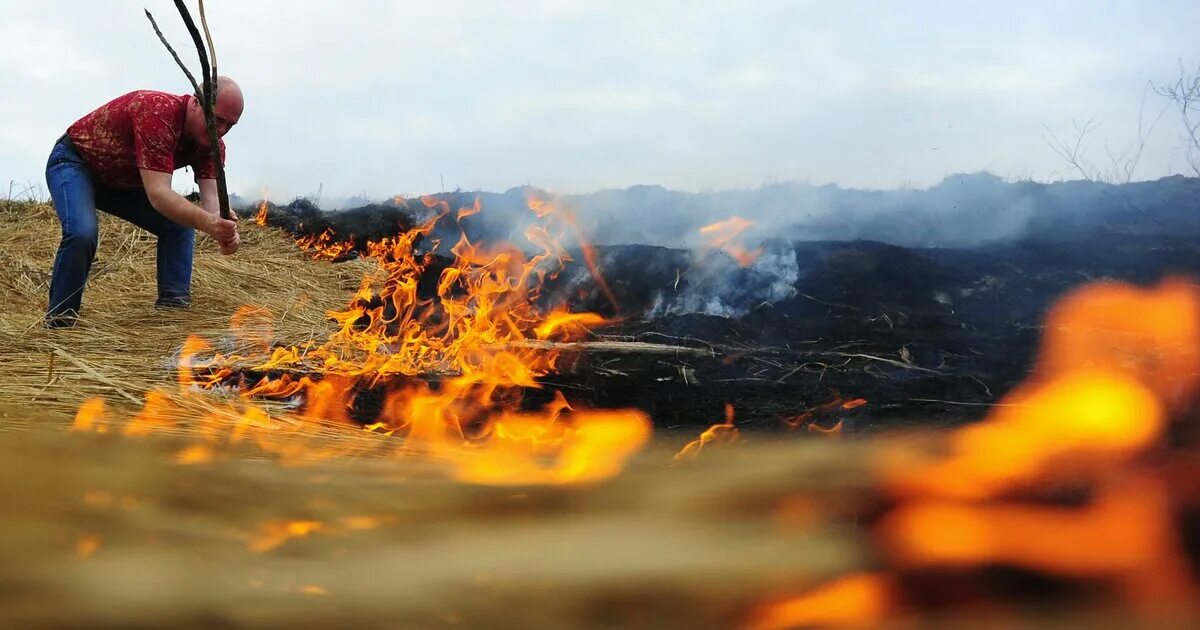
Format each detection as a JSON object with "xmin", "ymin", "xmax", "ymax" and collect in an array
[{"xmin": 144, "ymin": 1, "xmax": 232, "ymax": 219}]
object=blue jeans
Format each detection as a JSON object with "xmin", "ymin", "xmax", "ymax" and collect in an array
[{"xmin": 45, "ymin": 135, "xmax": 194, "ymax": 318}]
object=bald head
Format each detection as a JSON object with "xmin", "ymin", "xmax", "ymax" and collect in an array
[
  {"xmin": 185, "ymin": 75, "xmax": 244, "ymax": 148},
  {"xmin": 207, "ymin": 76, "xmax": 244, "ymax": 113}
]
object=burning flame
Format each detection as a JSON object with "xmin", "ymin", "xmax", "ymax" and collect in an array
[
  {"xmin": 73, "ymin": 196, "xmax": 652, "ymax": 485},
  {"xmin": 673, "ymin": 403, "xmax": 739, "ymax": 463},
  {"xmin": 253, "ymin": 191, "xmax": 269, "ymax": 226},
  {"xmin": 700, "ymin": 216, "xmax": 764, "ymax": 267},
  {"xmin": 71, "ymin": 398, "xmax": 108, "ymax": 433},
  {"xmin": 784, "ymin": 393, "xmax": 866, "ymax": 431},
  {"xmin": 746, "ymin": 573, "xmax": 892, "ymax": 630},
  {"xmin": 296, "ymin": 228, "xmax": 357, "ymax": 261},
  {"xmin": 248, "ymin": 519, "xmax": 325, "ymax": 553},
  {"xmin": 75, "ymin": 534, "xmax": 102, "ymax": 560}
]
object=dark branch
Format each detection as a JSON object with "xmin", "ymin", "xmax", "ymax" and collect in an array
[
  {"xmin": 146, "ymin": 1, "xmax": 231, "ymax": 220},
  {"xmin": 144, "ymin": 9, "xmax": 201, "ymax": 98},
  {"xmin": 172, "ymin": 0, "xmax": 213, "ymax": 100}
]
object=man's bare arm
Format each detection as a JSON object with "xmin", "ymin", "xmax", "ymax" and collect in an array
[
  {"xmin": 139, "ymin": 169, "xmax": 238, "ymax": 250},
  {"xmin": 197, "ymin": 178, "xmax": 221, "ymax": 217}
]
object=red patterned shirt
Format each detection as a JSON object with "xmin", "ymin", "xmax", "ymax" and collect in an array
[{"xmin": 66, "ymin": 90, "xmax": 226, "ymax": 190}]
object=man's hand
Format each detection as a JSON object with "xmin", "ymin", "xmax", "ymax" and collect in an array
[
  {"xmin": 140, "ymin": 172, "xmax": 240, "ymax": 255},
  {"xmin": 197, "ymin": 178, "xmax": 238, "ymax": 255},
  {"xmin": 205, "ymin": 212, "xmax": 240, "ymax": 255},
  {"xmin": 219, "ymin": 229, "xmax": 241, "ymax": 255}
]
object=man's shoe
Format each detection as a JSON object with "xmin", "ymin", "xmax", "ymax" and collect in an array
[
  {"xmin": 44, "ymin": 314, "xmax": 77, "ymax": 329},
  {"xmin": 155, "ymin": 296, "xmax": 192, "ymax": 309}
]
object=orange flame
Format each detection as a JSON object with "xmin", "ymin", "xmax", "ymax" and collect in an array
[
  {"xmin": 253, "ymin": 192, "xmax": 269, "ymax": 226},
  {"xmin": 526, "ymin": 193, "xmax": 619, "ymax": 312},
  {"xmin": 700, "ymin": 216, "xmax": 764, "ymax": 267},
  {"xmin": 296, "ymin": 229, "xmax": 357, "ymax": 261},
  {"xmin": 74, "ymin": 197, "xmax": 652, "ymax": 485},
  {"xmin": 885, "ymin": 279, "xmax": 1200, "ymax": 502},
  {"xmin": 859, "ymin": 277, "xmax": 1200, "ymax": 618},
  {"xmin": 71, "ymin": 398, "xmax": 108, "ymax": 433},
  {"xmin": 745, "ymin": 573, "xmax": 893, "ymax": 630},
  {"xmin": 750, "ymin": 277, "xmax": 1200, "ymax": 624},
  {"xmin": 673, "ymin": 403, "xmax": 739, "ymax": 463},
  {"xmin": 1036, "ymin": 278, "xmax": 1200, "ymax": 409},
  {"xmin": 75, "ymin": 534, "xmax": 103, "ymax": 560},
  {"xmin": 248, "ymin": 519, "xmax": 325, "ymax": 553},
  {"xmin": 784, "ymin": 393, "xmax": 867, "ymax": 431}
]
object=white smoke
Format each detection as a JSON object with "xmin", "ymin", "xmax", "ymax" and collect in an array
[{"xmin": 647, "ymin": 244, "xmax": 799, "ymax": 319}]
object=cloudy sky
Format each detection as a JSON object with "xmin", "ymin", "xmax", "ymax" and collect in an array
[{"xmin": 1, "ymin": 0, "xmax": 1197, "ymax": 201}]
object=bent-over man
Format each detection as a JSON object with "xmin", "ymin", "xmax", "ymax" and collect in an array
[{"xmin": 44, "ymin": 76, "xmax": 244, "ymax": 327}]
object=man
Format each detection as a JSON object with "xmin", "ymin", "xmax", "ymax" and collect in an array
[{"xmin": 44, "ymin": 76, "xmax": 244, "ymax": 327}]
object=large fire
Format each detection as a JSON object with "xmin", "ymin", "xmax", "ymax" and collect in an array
[{"xmin": 74, "ymin": 195, "xmax": 650, "ymax": 484}]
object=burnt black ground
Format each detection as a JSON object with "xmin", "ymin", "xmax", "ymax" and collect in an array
[
  {"xmin": 542, "ymin": 234, "xmax": 1200, "ymax": 431},
  {"xmin": 238, "ymin": 189, "xmax": 1200, "ymax": 432}
]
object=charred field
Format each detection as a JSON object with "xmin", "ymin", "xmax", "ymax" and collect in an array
[{"xmin": 247, "ymin": 185, "xmax": 1200, "ymax": 432}]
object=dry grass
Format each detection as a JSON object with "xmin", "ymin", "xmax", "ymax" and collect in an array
[{"xmin": 0, "ymin": 199, "xmax": 369, "ymax": 426}]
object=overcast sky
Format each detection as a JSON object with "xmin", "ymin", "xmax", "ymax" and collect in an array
[{"xmin": 1, "ymin": 0, "xmax": 1197, "ymax": 202}]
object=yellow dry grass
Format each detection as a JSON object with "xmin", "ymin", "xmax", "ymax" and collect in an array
[{"xmin": 0, "ymin": 199, "xmax": 369, "ymax": 428}]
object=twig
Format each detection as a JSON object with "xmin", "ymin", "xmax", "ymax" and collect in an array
[
  {"xmin": 818, "ymin": 351, "xmax": 943, "ymax": 374},
  {"xmin": 50, "ymin": 347, "xmax": 143, "ymax": 405},
  {"xmin": 909, "ymin": 398, "xmax": 1020, "ymax": 408},
  {"xmin": 500, "ymin": 339, "xmax": 715, "ymax": 357}
]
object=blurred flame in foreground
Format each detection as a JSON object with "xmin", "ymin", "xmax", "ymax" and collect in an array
[
  {"xmin": 746, "ymin": 573, "xmax": 892, "ymax": 630},
  {"xmin": 75, "ymin": 534, "xmax": 102, "ymax": 561},
  {"xmin": 749, "ymin": 278, "xmax": 1200, "ymax": 627}
]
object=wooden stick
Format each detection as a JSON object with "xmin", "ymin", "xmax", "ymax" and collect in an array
[
  {"xmin": 144, "ymin": 2, "xmax": 232, "ymax": 220},
  {"xmin": 189, "ymin": 340, "xmax": 718, "ymax": 381},
  {"xmin": 498, "ymin": 340, "xmax": 715, "ymax": 357},
  {"xmin": 197, "ymin": 0, "xmax": 218, "ymax": 78},
  {"xmin": 171, "ymin": 0, "xmax": 231, "ymax": 221}
]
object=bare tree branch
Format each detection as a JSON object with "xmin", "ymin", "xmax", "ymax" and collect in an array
[
  {"xmin": 143, "ymin": 9, "xmax": 201, "ymax": 97},
  {"xmin": 1042, "ymin": 118, "xmax": 1101, "ymax": 181},
  {"xmin": 144, "ymin": 2, "xmax": 232, "ymax": 220},
  {"xmin": 1043, "ymin": 83, "xmax": 1168, "ymax": 185},
  {"xmin": 1154, "ymin": 60, "xmax": 1200, "ymax": 176},
  {"xmin": 198, "ymin": 0, "xmax": 218, "ymax": 79}
]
